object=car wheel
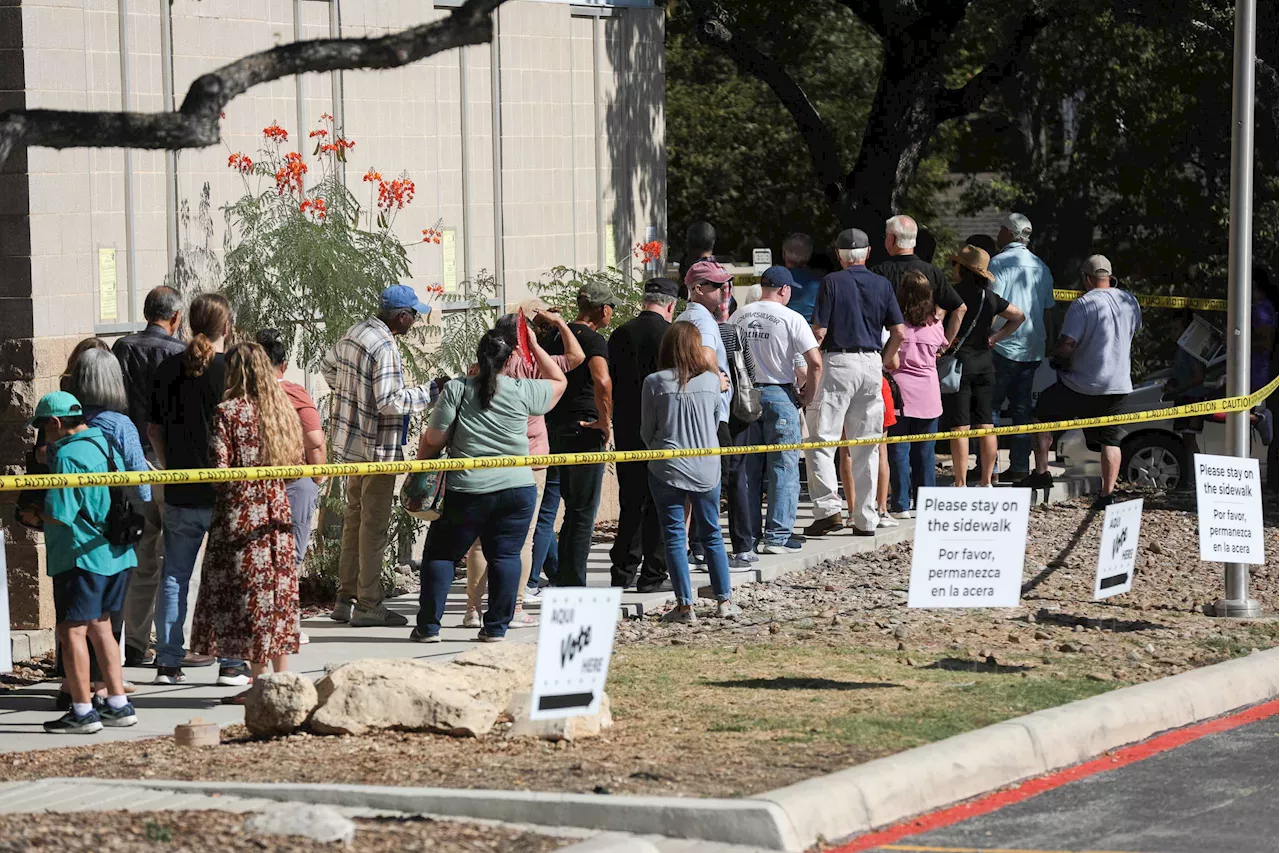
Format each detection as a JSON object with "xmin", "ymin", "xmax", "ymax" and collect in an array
[{"xmin": 1121, "ymin": 434, "xmax": 1186, "ymax": 490}]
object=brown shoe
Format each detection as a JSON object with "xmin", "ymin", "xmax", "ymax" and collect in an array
[
  {"xmin": 182, "ymin": 654, "xmax": 216, "ymax": 668},
  {"xmin": 804, "ymin": 514, "xmax": 844, "ymax": 537}
]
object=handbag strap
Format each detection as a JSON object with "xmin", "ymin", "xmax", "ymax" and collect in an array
[{"xmin": 947, "ymin": 294, "xmax": 983, "ymax": 354}]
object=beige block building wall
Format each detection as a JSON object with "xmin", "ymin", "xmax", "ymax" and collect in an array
[{"xmin": 0, "ymin": 0, "xmax": 665, "ymax": 629}]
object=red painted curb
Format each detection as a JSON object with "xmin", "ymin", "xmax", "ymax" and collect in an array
[{"xmin": 831, "ymin": 699, "xmax": 1280, "ymax": 852}]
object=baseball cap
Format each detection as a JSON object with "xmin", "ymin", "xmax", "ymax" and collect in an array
[
  {"xmin": 760, "ymin": 266, "xmax": 797, "ymax": 288},
  {"xmin": 1081, "ymin": 254, "xmax": 1112, "ymax": 278},
  {"xmin": 835, "ymin": 228, "xmax": 870, "ymax": 250},
  {"xmin": 380, "ymin": 284, "xmax": 431, "ymax": 316},
  {"xmin": 29, "ymin": 391, "xmax": 83, "ymax": 426},
  {"xmin": 684, "ymin": 259, "xmax": 733, "ymax": 287},
  {"xmin": 1003, "ymin": 213, "xmax": 1033, "ymax": 241},
  {"xmin": 643, "ymin": 277, "xmax": 680, "ymax": 298},
  {"xmin": 951, "ymin": 244, "xmax": 996, "ymax": 282},
  {"xmin": 578, "ymin": 280, "xmax": 617, "ymax": 308}
]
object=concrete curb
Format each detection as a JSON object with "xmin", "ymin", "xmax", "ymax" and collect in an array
[
  {"xmin": 45, "ymin": 777, "xmax": 801, "ymax": 851},
  {"xmin": 758, "ymin": 647, "xmax": 1280, "ymax": 849}
]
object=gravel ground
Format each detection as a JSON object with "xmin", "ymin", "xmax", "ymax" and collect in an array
[
  {"xmin": 0, "ymin": 810, "xmax": 568, "ymax": 852},
  {"xmin": 0, "ymin": 490, "xmax": 1274, "ymax": 799}
]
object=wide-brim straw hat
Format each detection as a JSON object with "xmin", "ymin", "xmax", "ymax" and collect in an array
[{"xmin": 950, "ymin": 244, "xmax": 996, "ymax": 282}]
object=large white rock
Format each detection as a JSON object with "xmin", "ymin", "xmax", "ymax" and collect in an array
[
  {"xmin": 244, "ymin": 805, "xmax": 356, "ymax": 844},
  {"xmin": 453, "ymin": 642, "xmax": 537, "ymax": 709},
  {"xmin": 310, "ymin": 658, "xmax": 502, "ymax": 737},
  {"xmin": 506, "ymin": 690, "xmax": 614, "ymax": 741},
  {"xmin": 243, "ymin": 671, "xmax": 319, "ymax": 737}
]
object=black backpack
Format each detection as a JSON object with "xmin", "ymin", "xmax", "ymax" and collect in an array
[{"xmin": 76, "ymin": 435, "xmax": 145, "ymax": 548}]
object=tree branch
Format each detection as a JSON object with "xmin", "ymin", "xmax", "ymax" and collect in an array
[
  {"xmin": 935, "ymin": 8, "xmax": 1054, "ymax": 122},
  {"xmin": 832, "ymin": 0, "xmax": 890, "ymax": 40},
  {"xmin": 0, "ymin": 0, "xmax": 506, "ymax": 169},
  {"xmin": 692, "ymin": 7, "xmax": 846, "ymax": 200}
]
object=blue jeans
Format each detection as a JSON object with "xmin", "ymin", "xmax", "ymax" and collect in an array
[
  {"xmin": 888, "ymin": 417, "xmax": 938, "ymax": 513},
  {"xmin": 418, "ymin": 485, "xmax": 537, "ymax": 638},
  {"xmin": 649, "ymin": 476, "xmax": 731, "ymax": 605},
  {"xmin": 156, "ymin": 504, "xmax": 239, "ymax": 669},
  {"xmin": 747, "ymin": 385, "xmax": 802, "ymax": 545},
  {"xmin": 528, "ymin": 465, "xmax": 560, "ymax": 588},
  {"xmin": 992, "ymin": 354, "xmax": 1040, "ymax": 475}
]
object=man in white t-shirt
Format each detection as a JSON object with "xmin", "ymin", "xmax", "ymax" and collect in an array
[{"xmin": 730, "ymin": 266, "xmax": 823, "ymax": 553}]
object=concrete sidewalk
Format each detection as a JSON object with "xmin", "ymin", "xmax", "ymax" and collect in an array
[{"xmin": 0, "ymin": 466, "xmax": 1086, "ymax": 753}]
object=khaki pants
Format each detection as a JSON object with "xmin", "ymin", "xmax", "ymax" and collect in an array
[
  {"xmin": 804, "ymin": 352, "xmax": 883, "ymax": 532},
  {"xmin": 122, "ymin": 485, "xmax": 164, "ymax": 653},
  {"xmin": 338, "ymin": 474, "xmax": 396, "ymax": 610},
  {"xmin": 465, "ymin": 468, "xmax": 546, "ymax": 611}
]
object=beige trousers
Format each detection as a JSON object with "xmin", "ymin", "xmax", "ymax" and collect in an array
[
  {"xmin": 338, "ymin": 473, "xmax": 397, "ymax": 610},
  {"xmin": 465, "ymin": 468, "xmax": 546, "ymax": 611}
]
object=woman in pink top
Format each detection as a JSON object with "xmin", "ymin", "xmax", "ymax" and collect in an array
[
  {"xmin": 463, "ymin": 309, "xmax": 583, "ymax": 628},
  {"xmin": 887, "ymin": 271, "xmax": 948, "ymax": 517}
]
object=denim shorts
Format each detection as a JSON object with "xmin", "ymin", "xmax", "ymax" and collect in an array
[{"xmin": 53, "ymin": 567, "xmax": 130, "ymax": 624}]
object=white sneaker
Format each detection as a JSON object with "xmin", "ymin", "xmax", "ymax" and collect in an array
[
  {"xmin": 461, "ymin": 607, "xmax": 482, "ymax": 629},
  {"xmin": 660, "ymin": 607, "xmax": 697, "ymax": 625},
  {"xmin": 890, "ymin": 510, "xmax": 913, "ymax": 520},
  {"xmin": 715, "ymin": 600, "xmax": 742, "ymax": 619},
  {"xmin": 299, "ymin": 631, "xmax": 310, "ymax": 645},
  {"xmin": 877, "ymin": 512, "xmax": 899, "ymax": 528}
]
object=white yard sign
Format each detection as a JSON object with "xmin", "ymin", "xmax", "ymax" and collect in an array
[
  {"xmin": 530, "ymin": 587, "xmax": 622, "ymax": 720},
  {"xmin": 1195, "ymin": 454, "xmax": 1265, "ymax": 564},
  {"xmin": 908, "ymin": 488, "xmax": 1031, "ymax": 608},
  {"xmin": 752, "ymin": 248, "xmax": 772, "ymax": 275},
  {"xmin": 1094, "ymin": 498, "xmax": 1143, "ymax": 600}
]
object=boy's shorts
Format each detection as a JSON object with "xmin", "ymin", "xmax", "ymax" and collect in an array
[{"xmin": 53, "ymin": 568, "xmax": 129, "ymax": 624}]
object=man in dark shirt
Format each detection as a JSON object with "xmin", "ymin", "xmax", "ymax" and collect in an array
[
  {"xmin": 873, "ymin": 214, "xmax": 967, "ymax": 347},
  {"xmin": 607, "ymin": 278, "xmax": 677, "ymax": 591},
  {"xmin": 111, "ymin": 285, "xmax": 185, "ymax": 667},
  {"xmin": 534, "ymin": 281, "xmax": 615, "ymax": 587},
  {"xmin": 806, "ymin": 228, "xmax": 905, "ymax": 537}
]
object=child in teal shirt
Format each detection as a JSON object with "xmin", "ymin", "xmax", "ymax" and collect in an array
[{"xmin": 33, "ymin": 391, "xmax": 139, "ymax": 734}]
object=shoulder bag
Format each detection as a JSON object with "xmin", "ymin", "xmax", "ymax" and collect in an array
[
  {"xmin": 937, "ymin": 298, "xmax": 982, "ymax": 395},
  {"xmin": 727, "ymin": 325, "xmax": 762, "ymax": 426},
  {"xmin": 76, "ymin": 435, "xmax": 145, "ymax": 547}
]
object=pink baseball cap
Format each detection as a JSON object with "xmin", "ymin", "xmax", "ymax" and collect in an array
[{"xmin": 684, "ymin": 259, "xmax": 733, "ymax": 287}]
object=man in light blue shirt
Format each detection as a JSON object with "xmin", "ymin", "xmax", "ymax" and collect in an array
[
  {"xmin": 989, "ymin": 213, "xmax": 1055, "ymax": 480},
  {"xmin": 677, "ymin": 259, "xmax": 733, "ymax": 424}
]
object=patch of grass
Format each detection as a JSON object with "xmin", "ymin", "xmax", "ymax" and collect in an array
[
  {"xmin": 143, "ymin": 820, "xmax": 172, "ymax": 843},
  {"xmin": 608, "ymin": 644, "xmax": 1115, "ymax": 756}
]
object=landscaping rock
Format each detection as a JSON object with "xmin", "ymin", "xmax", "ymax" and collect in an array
[
  {"xmin": 244, "ymin": 672, "xmax": 319, "ymax": 737},
  {"xmin": 453, "ymin": 643, "xmax": 537, "ymax": 709},
  {"xmin": 506, "ymin": 691, "xmax": 614, "ymax": 741},
  {"xmin": 244, "ymin": 805, "xmax": 355, "ymax": 845},
  {"xmin": 311, "ymin": 658, "xmax": 501, "ymax": 737}
]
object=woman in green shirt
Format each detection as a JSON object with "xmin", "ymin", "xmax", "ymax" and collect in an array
[{"xmin": 412, "ymin": 327, "xmax": 567, "ymax": 642}]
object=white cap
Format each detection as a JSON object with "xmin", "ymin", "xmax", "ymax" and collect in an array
[
  {"xmin": 1003, "ymin": 213, "xmax": 1033, "ymax": 242},
  {"xmin": 1081, "ymin": 254, "xmax": 1112, "ymax": 277}
]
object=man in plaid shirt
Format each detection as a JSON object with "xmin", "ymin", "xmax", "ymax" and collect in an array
[{"xmin": 321, "ymin": 284, "xmax": 438, "ymax": 628}]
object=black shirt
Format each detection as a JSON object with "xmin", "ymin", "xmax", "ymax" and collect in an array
[
  {"xmin": 149, "ymin": 351, "xmax": 227, "ymax": 507},
  {"xmin": 872, "ymin": 254, "xmax": 965, "ymax": 315},
  {"xmin": 112, "ymin": 324, "xmax": 186, "ymax": 451},
  {"xmin": 544, "ymin": 323, "xmax": 610, "ymax": 432},
  {"xmin": 608, "ymin": 311, "xmax": 669, "ymax": 451},
  {"xmin": 812, "ymin": 266, "xmax": 904, "ymax": 352},
  {"xmin": 952, "ymin": 281, "xmax": 1011, "ymax": 376}
]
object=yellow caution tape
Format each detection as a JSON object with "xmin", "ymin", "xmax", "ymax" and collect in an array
[
  {"xmin": 4, "ymin": 377, "xmax": 1274, "ymax": 493},
  {"xmin": 1053, "ymin": 290, "xmax": 1227, "ymax": 311}
]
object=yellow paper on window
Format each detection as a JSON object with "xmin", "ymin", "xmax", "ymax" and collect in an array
[
  {"xmin": 98, "ymin": 248, "xmax": 117, "ymax": 321},
  {"xmin": 604, "ymin": 224, "xmax": 617, "ymax": 270},
  {"xmin": 442, "ymin": 229, "xmax": 458, "ymax": 293}
]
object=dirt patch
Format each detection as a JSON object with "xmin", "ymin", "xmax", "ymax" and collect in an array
[
  {"xmin": 1, "ymin": 492, "xmax": 1275, "ymax": 799},
  {"xmin": 0, "ymin": 810, "xmax": 567, "ymax": 853}
]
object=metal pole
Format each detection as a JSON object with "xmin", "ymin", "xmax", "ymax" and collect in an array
[
  {"xmin": 159, "ymin": 0, "xmax": 178, "ymax": 271},
  {"xmin": 1213, "ymin": 0, "xmax": 1261, "ymax": 619},
  {"xmin": 118, "ymin": 0, "xmax": 138, "ymax": 323},
  {"xmin": 490, "ymin": 7, "xmax": 505, "ymax": 305}
]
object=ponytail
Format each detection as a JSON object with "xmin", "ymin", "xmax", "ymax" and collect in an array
[
  {"xmin": 183, "ymin": 292, "xmax": 232, "ymax": 378},
  {"xmin": 474, "ymin": 328, "xmax": 515, "ymax": 410}
]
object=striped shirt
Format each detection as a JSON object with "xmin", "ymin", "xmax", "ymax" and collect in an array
[{"xmin": 320, "ymin": 317, "xmax": 438, "ymax": 463}]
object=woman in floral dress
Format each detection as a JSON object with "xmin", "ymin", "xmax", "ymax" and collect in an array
[{"xmin": 192, "ymin": 342, "xmax": 303, "ymax": 700}]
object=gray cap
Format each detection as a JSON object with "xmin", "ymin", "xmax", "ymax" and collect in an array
[
  {"xmin": 1003, "ymin": 213, "xmax": 1033, "ymax": 241},
  {"xmin": 835, "ymin": 228, "xmax": 869, "ymax": 250},
  {"xmin": 1081, "ymin": 254, "xmax": 1112, "ymax": 278}
]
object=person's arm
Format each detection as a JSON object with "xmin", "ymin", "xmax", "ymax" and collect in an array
[
  {"xmin": 147, "ymin": 424, "xmax": 167, "ymax": 468},
  {"xmin": 1049, "ymin": 334, "xmax": 1078, "ymax": 368},
  {"xmin": 373, "ymin": 343, "xmax": 437, "ymax": 415},
  {"xmin": 118, "ymin": 422, "xmax": 152, "ymax": 503},
  {"xmin": 541, "ymin": 310, "xmax": 584, "ymax": 370},
  {"xmin": 811, "ymin": 278, "xmax": 831, "ymax": 347},
  {"xmin": 304, "ymin": 430, "xmax": 327, "ymax": 484},
  {"xmin": 531, "ymin": 334, "xmax": 569, "ymax": 406},
  {"xmin": 639, "ymin": 379, "xmax": 655, "ymax": 448},
  {"xmin": 417, "ymin": 427, "xmax": 450, "ymax": 461},
  {"xmin": 943, "ymin": 302, "xmax": 967, "ymax": 346},
  {"xmin": 320, "ymin": 344, "xmax": 338, "ymax": 389},
  {"xmin": 989, "ymin": 304, "xmax": 1025, "ymax": 348},
  {"xmin": 882, "ymin": 325, "xmax": 905, "ymax": 371},
  {"xmin": 799, "ymin": 348, "xmax": 823, "ymax": 406},
  {"xmin": 581, "ymin": 356, "xmax": 613, "ymax": 443},
  {"xmin": 416, "ymin": 380, "xmax": 459, "ymax": 460}
]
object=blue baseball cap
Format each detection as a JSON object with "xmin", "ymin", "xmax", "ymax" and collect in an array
[
  {"xmin": 380, "ymin": 284, "xmax": 431, "ymax": 316},
  {"xmin": 760, "ymin": 266, "xmax": 797, "ymax": 288}
]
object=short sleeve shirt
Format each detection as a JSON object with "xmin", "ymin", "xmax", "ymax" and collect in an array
[
  {"xmin": 44, "ymin": 428, "xmax": 139, "ymax": 577},
  {"xmin": 989, "ymin": 243, "xmax": 1056, "ymax": 362},
  {"xmin": 280, "ymin": 380, "xmax": 322, "ymax": 434},
  {"xmin": 544, "ymin": 323, "xmax": 609, "ymax": 430},
  {"xmin": 428, "ymin": 375, "xmax": 555, "ymax": 494},
  {"xmin": 785, "ymin": 267, "xmax": 824, "ymax": 322},
  {"xmin": 149, "ymin": 352, "xmax": 227, "ymax": 508},
  {"xmin": 953, "ymin": 282, "xmax": 1012, "ymax": 376},
  {"xmin": 730, "ymin": 299, "xmax": 818, "ymax": 385},
  {"xmin": 1060, "ymin": 288, "xmax": 1142, "ymax": 395},
  {"xmin": 503, "ymin": 352, "xmax": 570, "ymax": 460},
  {"xmin": 675, "ymin": 301, "xmax": 730, "ymax": 423},
  {"xmin": 812, "ymin": 266, "xmax": 904, "ymax": 352},
  {"xmin": 872, "ymin": 254, "xmax": 964, "ymax": 315}
]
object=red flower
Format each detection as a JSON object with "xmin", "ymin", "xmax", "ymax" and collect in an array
[
  {"xmin": 263, "ymin": 122, "xmax": 288, "ymax": 142},
  {"xmin": 274, "ymin": 152, "xmax": 308, "ymax": 195},
  {"xmin": 376, "ymin": 174, "xmax": 415, "ymax": 211},
  {"xmin": 319, "ymin": 112, "xmax": 334, "ymax": 122},
  {"xmin": 362, "ymin": 169, "xmax": 382, "ymax": 183},
  {"xmin": 633, "ymin": 239, "xmax": 664, "ymax": 264},
  {"xmin": 309, "ymin": 128, "xmax": 329, "ymax": 138},
  {"xmin": 300, "ymin": 197, "xmax": 327, "ymax": 221},
  {"xmin": 227, "ymin": 153, "xmax": 253, "ymax": 173}
]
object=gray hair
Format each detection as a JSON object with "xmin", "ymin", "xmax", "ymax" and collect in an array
[
  {"xmin": 839, "ymin": 247, "xmax": 871, "ymax": 265},
  {"xmin": 70, "ymin": 348, "xmax": 128, "ymax": 414},
  {"xmin": 143, "ymin": 286, "xmax": 182, "ymax": 322},
  {"xmin": 1003, "ymin": 213, "xmax": 1033, "ymax": 243},
  {"xmin": 642, "ymin": 293, "xmax": 676, "ymax": 309},
  {"xmin": 782, "ymin": 233, "xmax": 813, "ymax": 266},
  {"xmin": 378, "ymin": 307, "xmax": 413, "ymax": 325},
  {"xmin": 885, "ymin": 215, "xmax": 918, "ymax": 250}
]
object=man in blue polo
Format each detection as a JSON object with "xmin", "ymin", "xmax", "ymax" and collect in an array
[{"xmin": 805, "ymin": 228, "xmax": 905, "ymax": 537}]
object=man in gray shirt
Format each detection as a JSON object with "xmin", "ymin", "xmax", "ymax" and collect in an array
[{"xmin": 1017, "ymin": 255, "xmax": 1141, "ymax": 507}]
